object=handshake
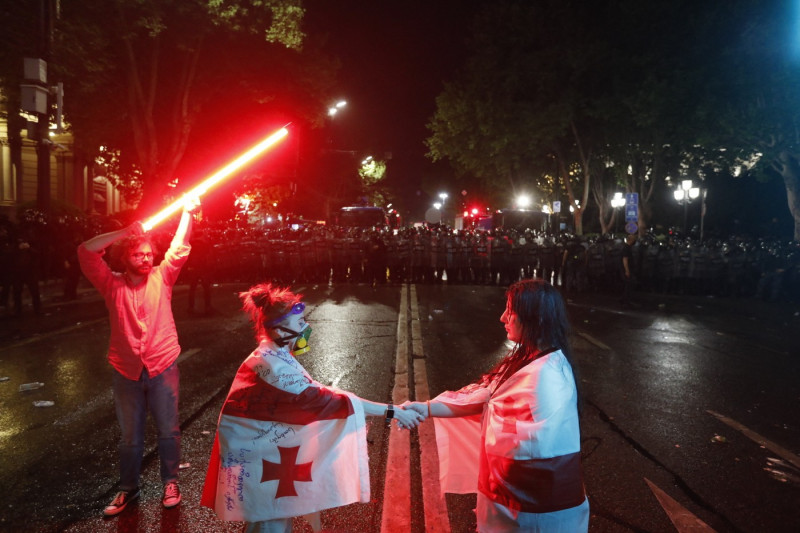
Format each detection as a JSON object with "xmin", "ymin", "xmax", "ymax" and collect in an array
[{"xmin": 392, "ymin": 401, "xmax": 431, "ymax": 430}]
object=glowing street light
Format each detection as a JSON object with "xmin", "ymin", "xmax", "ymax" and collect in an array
[
  {"xmin": 516, "ymin": 194, "xmax": 532, "ymax": 209},
  {"xmin": 610, "ymin": 192, "xmax": 625, "ymax": 234},
  {"xmin": 438, "ymin": 192, "xmax": 449, "ymax": 205},
  {"xmin": 433, "ymin": 202, "xmax": 442, "ymax": 210},
  {"xmin": 673, "ymin": 179, "xmax": 700, "ymax": 235},
  {"xmin": 328, "ymin": 100, "xmax": 347, "ymax": 117}
]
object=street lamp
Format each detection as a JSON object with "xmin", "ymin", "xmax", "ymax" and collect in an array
[
  {"xmin": 673, "ymin": 179, "xmax": 700, "ymax": 236},
  {"xmin": 328, "ymin": 100, "xmax": 347, "ymax": 117},
  {"xmin": 610, "ymin": 192, "xmax": 625, "ymax": 234},
  {"xmin": 438, "ymin": 192, "xmax": 448, "ymax": 205},
  {"xmin": 516, "ymin": 194, "xmax": 532, "ymax": 209}
]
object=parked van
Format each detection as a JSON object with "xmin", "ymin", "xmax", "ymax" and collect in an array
[{"xmin": 334, "ymin": 206, "xmax": 389, "ymax": 229}]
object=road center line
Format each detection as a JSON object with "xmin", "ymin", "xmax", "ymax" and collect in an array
[
  {"xmin": 381, "ymin": 284, "xmax": 412, "ymax": 532},
  {"xmin": 410, "ymin": 284, "xmax": 451, "ymax": 533}
]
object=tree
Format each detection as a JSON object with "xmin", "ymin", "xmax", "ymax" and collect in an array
[
  {"xmin": 426, "ymin": 0, "xmax": 625, "ymax": 235},
  {"xmin": 53, "ymin": 0, "xmax": 336, "ymax": 215},
  {"xmin": 706, "ymin": 0, "xmax": 800, "ymax": 240},
  {"xmin": 427, "ymin": 0, "xmax": 792, "ymax": 238}
]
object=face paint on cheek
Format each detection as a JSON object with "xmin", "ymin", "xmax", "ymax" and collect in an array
[{"xmin": 291, "ymin": 325, "xmax": 312, "ymax": 355}]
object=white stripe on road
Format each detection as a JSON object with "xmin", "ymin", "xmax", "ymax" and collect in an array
[
  {"xmin": 176, "ymin": 347, "xmax": 201, "ymax": 364},
  {"xmin": 575, "ymin": 330, "xmax": 611, "ymax": 351},
  {"xmin": 409, "ymin": 284, "xmax": 451, "ymax": 533},
  {"xmin": 644, "ymin": 478, "xmax": 717, "ymax": 532},
  {"xmin": 0, "ymin": 318, "xmax": 106, "ymax": 354},
  {"xmin": 707, "ymin": 410, "xmax": 800, "ymax": 470}
]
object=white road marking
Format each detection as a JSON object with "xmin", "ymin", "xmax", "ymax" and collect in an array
[
  {"xmin": 409, "ymin": 284, "xmax": 451, "ymax": 533},
  {"xmin": 576, "ymin": 330, "xmax": 611, "ymax": 351},
  {"xmin": 0, "ymin": 318, "xmax": 106, "ymax": 354},
  {"xmin": 381, "ymin": 284, "xmax": 412, "ymax": 532},
  {"xmin": 176, "ymin": 347, "xmax": 201, "ymax": 364},
  {"xmin": 707, "ymin": 410, "xmax": 800, "ymax": 470},
  {"xmin": 644, "ymin": 478, "xmax": 717, "ymax": 532}
]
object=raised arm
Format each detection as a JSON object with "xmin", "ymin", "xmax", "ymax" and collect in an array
[
  {"xmin": 81, "ymin": 221, "xmax": 143, "ymax": 253},
  {"xmin": 171, "ymin": 195, "xmax": 201, "ymax": 248}
]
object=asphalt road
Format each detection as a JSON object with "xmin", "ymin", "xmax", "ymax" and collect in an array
[{"xmin": 1, "ymin": 280, "xmax": 798, "ymax": 532}]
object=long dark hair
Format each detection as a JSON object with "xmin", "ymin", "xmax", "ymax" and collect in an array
[{"xmin": 481, "ymin": 279, "xmax": 580, "ymax": 400}]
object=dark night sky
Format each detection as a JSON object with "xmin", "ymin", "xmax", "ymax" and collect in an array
[
  {"xmin": 299, "ymin": 1, "xmax": 793, "ymax": 235},
  {"xmin": 303, "ymin": 0, "xmax": 480, "ymax": 208}
]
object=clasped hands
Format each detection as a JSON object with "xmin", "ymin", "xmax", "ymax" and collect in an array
[{"xmin": 392, "ymin": 401, "xmax": 431, "ymax": 430}]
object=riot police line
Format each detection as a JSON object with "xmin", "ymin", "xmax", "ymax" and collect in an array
[{"xmin": 189, "ymin": 223, "xmax": 800, "ymax": 303}]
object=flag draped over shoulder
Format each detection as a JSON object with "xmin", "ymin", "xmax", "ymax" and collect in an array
[
  {"xmin": 432, "ymin": 384, "xmax": 488, "ymax": 494},
  {"xmin": 201, "ymin": 344, "xmax": 370, "ymax": 522},
  {"xmin": 433, "ymin": 350, "xmax": 585, "ymax": 514}
]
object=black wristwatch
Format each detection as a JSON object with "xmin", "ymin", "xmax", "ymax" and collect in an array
[{"xmin": 385, "ymin": 403, "xmax": 394, "ymax": 425}]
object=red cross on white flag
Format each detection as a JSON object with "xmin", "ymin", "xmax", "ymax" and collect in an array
[
  {"xmin": 261, "ymin": 446, "xmax": 313, "ymax": 498},
  {"xmin": 201, "ymin": 344, "xmax": 370, "ymax": 522}
]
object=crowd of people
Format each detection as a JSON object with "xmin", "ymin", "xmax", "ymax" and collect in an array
[
  {"xmin": 196, "ymin": 223, "xmax": 799, "ymax": 303},
  {"xmin": 2, "ymin": 211, "xmax": 799, "ymax": 317}
]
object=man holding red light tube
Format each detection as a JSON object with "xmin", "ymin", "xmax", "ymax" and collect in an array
[{"xmin": 78, "ymin": 196, "xmax": 199, "ymax": 517}]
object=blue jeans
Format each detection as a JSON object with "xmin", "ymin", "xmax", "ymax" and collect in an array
[{"xmin": 113, "ymin": 363, "xmax": 181, "ymax": 490}]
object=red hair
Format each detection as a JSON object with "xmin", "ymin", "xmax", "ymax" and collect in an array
[{"xmin": 239, "ymin": 282, "xmax": 302, "ymax": 340}]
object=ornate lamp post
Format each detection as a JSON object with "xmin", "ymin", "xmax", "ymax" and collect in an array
[{"xmin": 673, "ymin": 179, "xmax": 700, "ymax": 236}]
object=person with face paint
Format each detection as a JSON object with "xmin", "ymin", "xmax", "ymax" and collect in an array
[
  {"xmin": 78, "ymin": 196, "xmax": 200, "ymax": 517},
  {"xmin": 201, "ymin": 282, "xmax": 423, "ymax": 533},
  {"xmin": 405, "ymin": 279, "xmax": 589, "ymax": 532}
]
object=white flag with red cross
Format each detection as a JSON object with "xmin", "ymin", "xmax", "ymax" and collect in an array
[
  {"xmin": 433, "ymin": 350, "xmax": 585, "ymax": 514},
  {"xmin": 201, "ymin": 345, "xmax": 370, "ymax": 522}
]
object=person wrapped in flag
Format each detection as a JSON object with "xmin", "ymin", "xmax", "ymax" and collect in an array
[
  {"xmin": 201, "ymin": 282, "xmax": 423, "ymax": 533},
  {"xmin": 405, "ymin": 279, "xmax": 589, "ymax": 532}
]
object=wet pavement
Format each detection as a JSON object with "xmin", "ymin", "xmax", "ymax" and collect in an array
[{"xmin": 2, "ymin": 279, "xmax": 799, "ymax": 532}]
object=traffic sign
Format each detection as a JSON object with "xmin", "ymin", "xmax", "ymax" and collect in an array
[
  {"xmin": 552, "ymin": 201, "xmax": 561, "ymax": 213},
  {"xmin": 625, "ymin": 204, "xmax": 638, "ymax": 221},
  {"xmin": 625, "ymin": 192, "xmax": 639, "ymax": 205},
  {"xmin": 625, "ymin": 221, "xmax": 638, "ymax": 234}
]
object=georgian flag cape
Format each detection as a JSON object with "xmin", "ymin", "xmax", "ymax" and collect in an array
[
  {"xmin": 201, "ymin": 342, "xmax": 370, "ymax": 521},
  {"xmin": 433, "ymin": 349, "xmax": 586, "ymax": 517}
]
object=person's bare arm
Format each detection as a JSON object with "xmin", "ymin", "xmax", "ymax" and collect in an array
[
  {"xmin": 403, "ymin": 399, "xmax": 483, "ymax": 418},
  {"xmin": 360, "ymin": 398, "xmax": 425, "ymax": 428},
  {"xmin": 81, "ymin": 222, "xmax": 143, "ymax": 253},
  {"xmin": 171, "ymin": 195, "xmax": 201, "ymax": 248}
]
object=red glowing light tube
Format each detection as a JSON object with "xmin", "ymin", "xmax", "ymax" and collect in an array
[{"xmin": 142, "ymin": 126, "xmax": 290, "ymax": 231}]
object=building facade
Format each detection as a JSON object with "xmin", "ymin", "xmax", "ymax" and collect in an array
[{"xmin": 0, "ymin": 91, "xmax": 128, "ymax": 222}]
